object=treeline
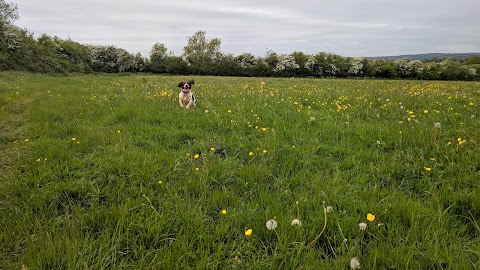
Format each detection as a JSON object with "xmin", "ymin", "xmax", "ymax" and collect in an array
[{"xmin": 1, "ymin": 1, "xmax": 479, "ymax": 80}]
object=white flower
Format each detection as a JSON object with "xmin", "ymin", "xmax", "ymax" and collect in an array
[
  {"xmin": 350, "ymin": 257, "xmax": 361, "ymax": 269},
  {"xmin": 205, "ymin": 110, "xmax": 209, "ymax": 113},
  {"xmin": 266, "ymin": 219, "xmax": 277, "ymax": 230},
  {"xmin": 434, "ymin": 122, "xmax": 441, "ymax": 129},
  {"xmin": 326, "ymin": 206, "xmax": 333, "ymax": 213},
  {"xmin": 358, "ymin": 222, "xmax": 367, "ymax": 231},
  {"xmin": 291, "ymin": 219, "xmax": 302, "ymax": 227}
]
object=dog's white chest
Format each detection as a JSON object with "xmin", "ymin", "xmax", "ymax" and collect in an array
[{"xmin": 179, "ymin": 92, "xmax": 192, "ymax": 105}]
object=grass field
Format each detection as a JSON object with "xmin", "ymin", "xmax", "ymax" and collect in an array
[{"xmin": 1, "ymin": 72, "xmax": 479, "ymax": 269}]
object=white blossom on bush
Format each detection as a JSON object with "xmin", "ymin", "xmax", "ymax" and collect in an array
[
  {"xmin": 348, "ymin": 57, "xmax": 364, "ymax": 76},
  {"xmin": 274, "ymin": 54, "xmax": 300, "ymax": 72}
]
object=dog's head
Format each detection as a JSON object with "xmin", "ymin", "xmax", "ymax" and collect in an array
[{"xmin": 178, "ymin": 80, "xmax": 195, "ymax": 93}]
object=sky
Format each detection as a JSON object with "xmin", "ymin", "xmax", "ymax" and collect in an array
[{"xmin": 13, "ymin": 0, "xmax": 480, "ymax": 57}]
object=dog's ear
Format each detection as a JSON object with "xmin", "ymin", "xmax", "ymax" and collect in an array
[
  {"xmin": 178, "ymin": 81, "xmax": 185, "ymax": 88},
  {"xmin": 187, "ymin": 80, "xmax": 195, "ymax": 85}
]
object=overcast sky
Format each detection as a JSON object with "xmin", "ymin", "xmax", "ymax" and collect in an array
[{"xmin": 13, "ymin": 0, "xmax": 480, "ymax": 57}]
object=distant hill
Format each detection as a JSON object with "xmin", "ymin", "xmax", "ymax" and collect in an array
[{"xmin": 366, "ymin": 52, "xmax": 480, "ymax": 61}]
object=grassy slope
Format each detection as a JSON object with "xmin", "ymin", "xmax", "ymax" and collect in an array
[{"xmin": 0, "ymin": 72, "xmax": 479, "ymax": 269}]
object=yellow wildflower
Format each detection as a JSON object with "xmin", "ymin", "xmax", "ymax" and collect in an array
[
  {"xmin": 367, "ymin": 213, "xmax": 375, "ymax": 222},
  {"xmin": 245, "ymin": 229, "xmax": 252, "ymax": 236}
]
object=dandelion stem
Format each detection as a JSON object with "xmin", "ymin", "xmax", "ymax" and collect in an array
[
  {"xmin": 296, "ymin": 201, "xmax": 300, "ymax": 219},
  {"xmin": 308, "ymin": 201, "xmax": 327, "ymax": 248}
]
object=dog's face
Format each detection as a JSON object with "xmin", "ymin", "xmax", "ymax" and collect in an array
[{"xmin": 178, "ymin": 80, "xmax": 195, "ymax": 93}]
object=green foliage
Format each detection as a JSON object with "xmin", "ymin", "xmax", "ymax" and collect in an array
[
  {"xmin": 1, "ymin": 73, "xmax": 479, "ymax": 269},
  {"xmin": 164, "ymin": 56, "xmax": 188, "ymax": 75},
  {"xmin": 0, "ymin": 0, "xmax": 18, "ymax": 24},
  {"xmin": 148, "ymin": 42, "xmax": 168, "ymax": 73},
  {"xmin": 464, "ymin": 55, "xmax": 480, "ymax": 65},
  {"xmin": 182, "ymin": 30, "xmax": 222, "ymax": 71}
]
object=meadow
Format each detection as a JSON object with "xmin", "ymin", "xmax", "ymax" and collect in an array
[{"xmin": 0, "ymin": 72, "xmax": 479, "ymax": 269}]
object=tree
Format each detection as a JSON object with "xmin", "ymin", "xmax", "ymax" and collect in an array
[
  {"xmin": 149, "ymin": 42, "xmax": 168, "ymax": 73},
  {"xmin": 347, "ymin": 57, "xmax": 365, "ymax": 77},
  {"xmin": 273, "ymin": 54, "xmax": 300, "ymax": 75},
  {"xmin": 164, "ymin": 56, "xmax": 188, "ymax": 74},
  {"xmin": 463, "ymin": 56, "xmax": 480, "ymax": 65},
  {"xmin": 0, "ymin": 0, "xmax": 20, "ymax": 69},
  {"xmin": 0, "ymin": 0, "xmax": 18, "ymax": 25},
  {"xmin": 234, "ymin": 53, "xmax": 257, "ymax": 68},
  {"xmin": 182, "ymin": 30, "xmax": 222, "ymax": 68}
]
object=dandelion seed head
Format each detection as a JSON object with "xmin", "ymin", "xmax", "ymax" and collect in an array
[
  {"xmin": 358, "ymin": 222, "xmax": 367, "ymax": 231},
  {"xmin": 350, "ymin": 257, "xmax": 361, "ymax": 269},
  {"xmin": 266, "ymin": 219, "xmax": 277, "ymax": 230},
  {"xmin": 434, "ymin": 122, "xmax": 441, "ymax": 129},
  {"xmin": 291, "ymin": 219, "xmax": 302, "ymax": 227}
]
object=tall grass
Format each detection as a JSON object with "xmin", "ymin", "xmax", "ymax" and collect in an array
[{"xmin": 1, "ymin": 72, "xmax": 479, "ymax": 269}]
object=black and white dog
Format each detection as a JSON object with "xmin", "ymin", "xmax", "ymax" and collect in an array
[{"xmin": 178, "ymin": 80, "xmax": 196, "ymax": 109}]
